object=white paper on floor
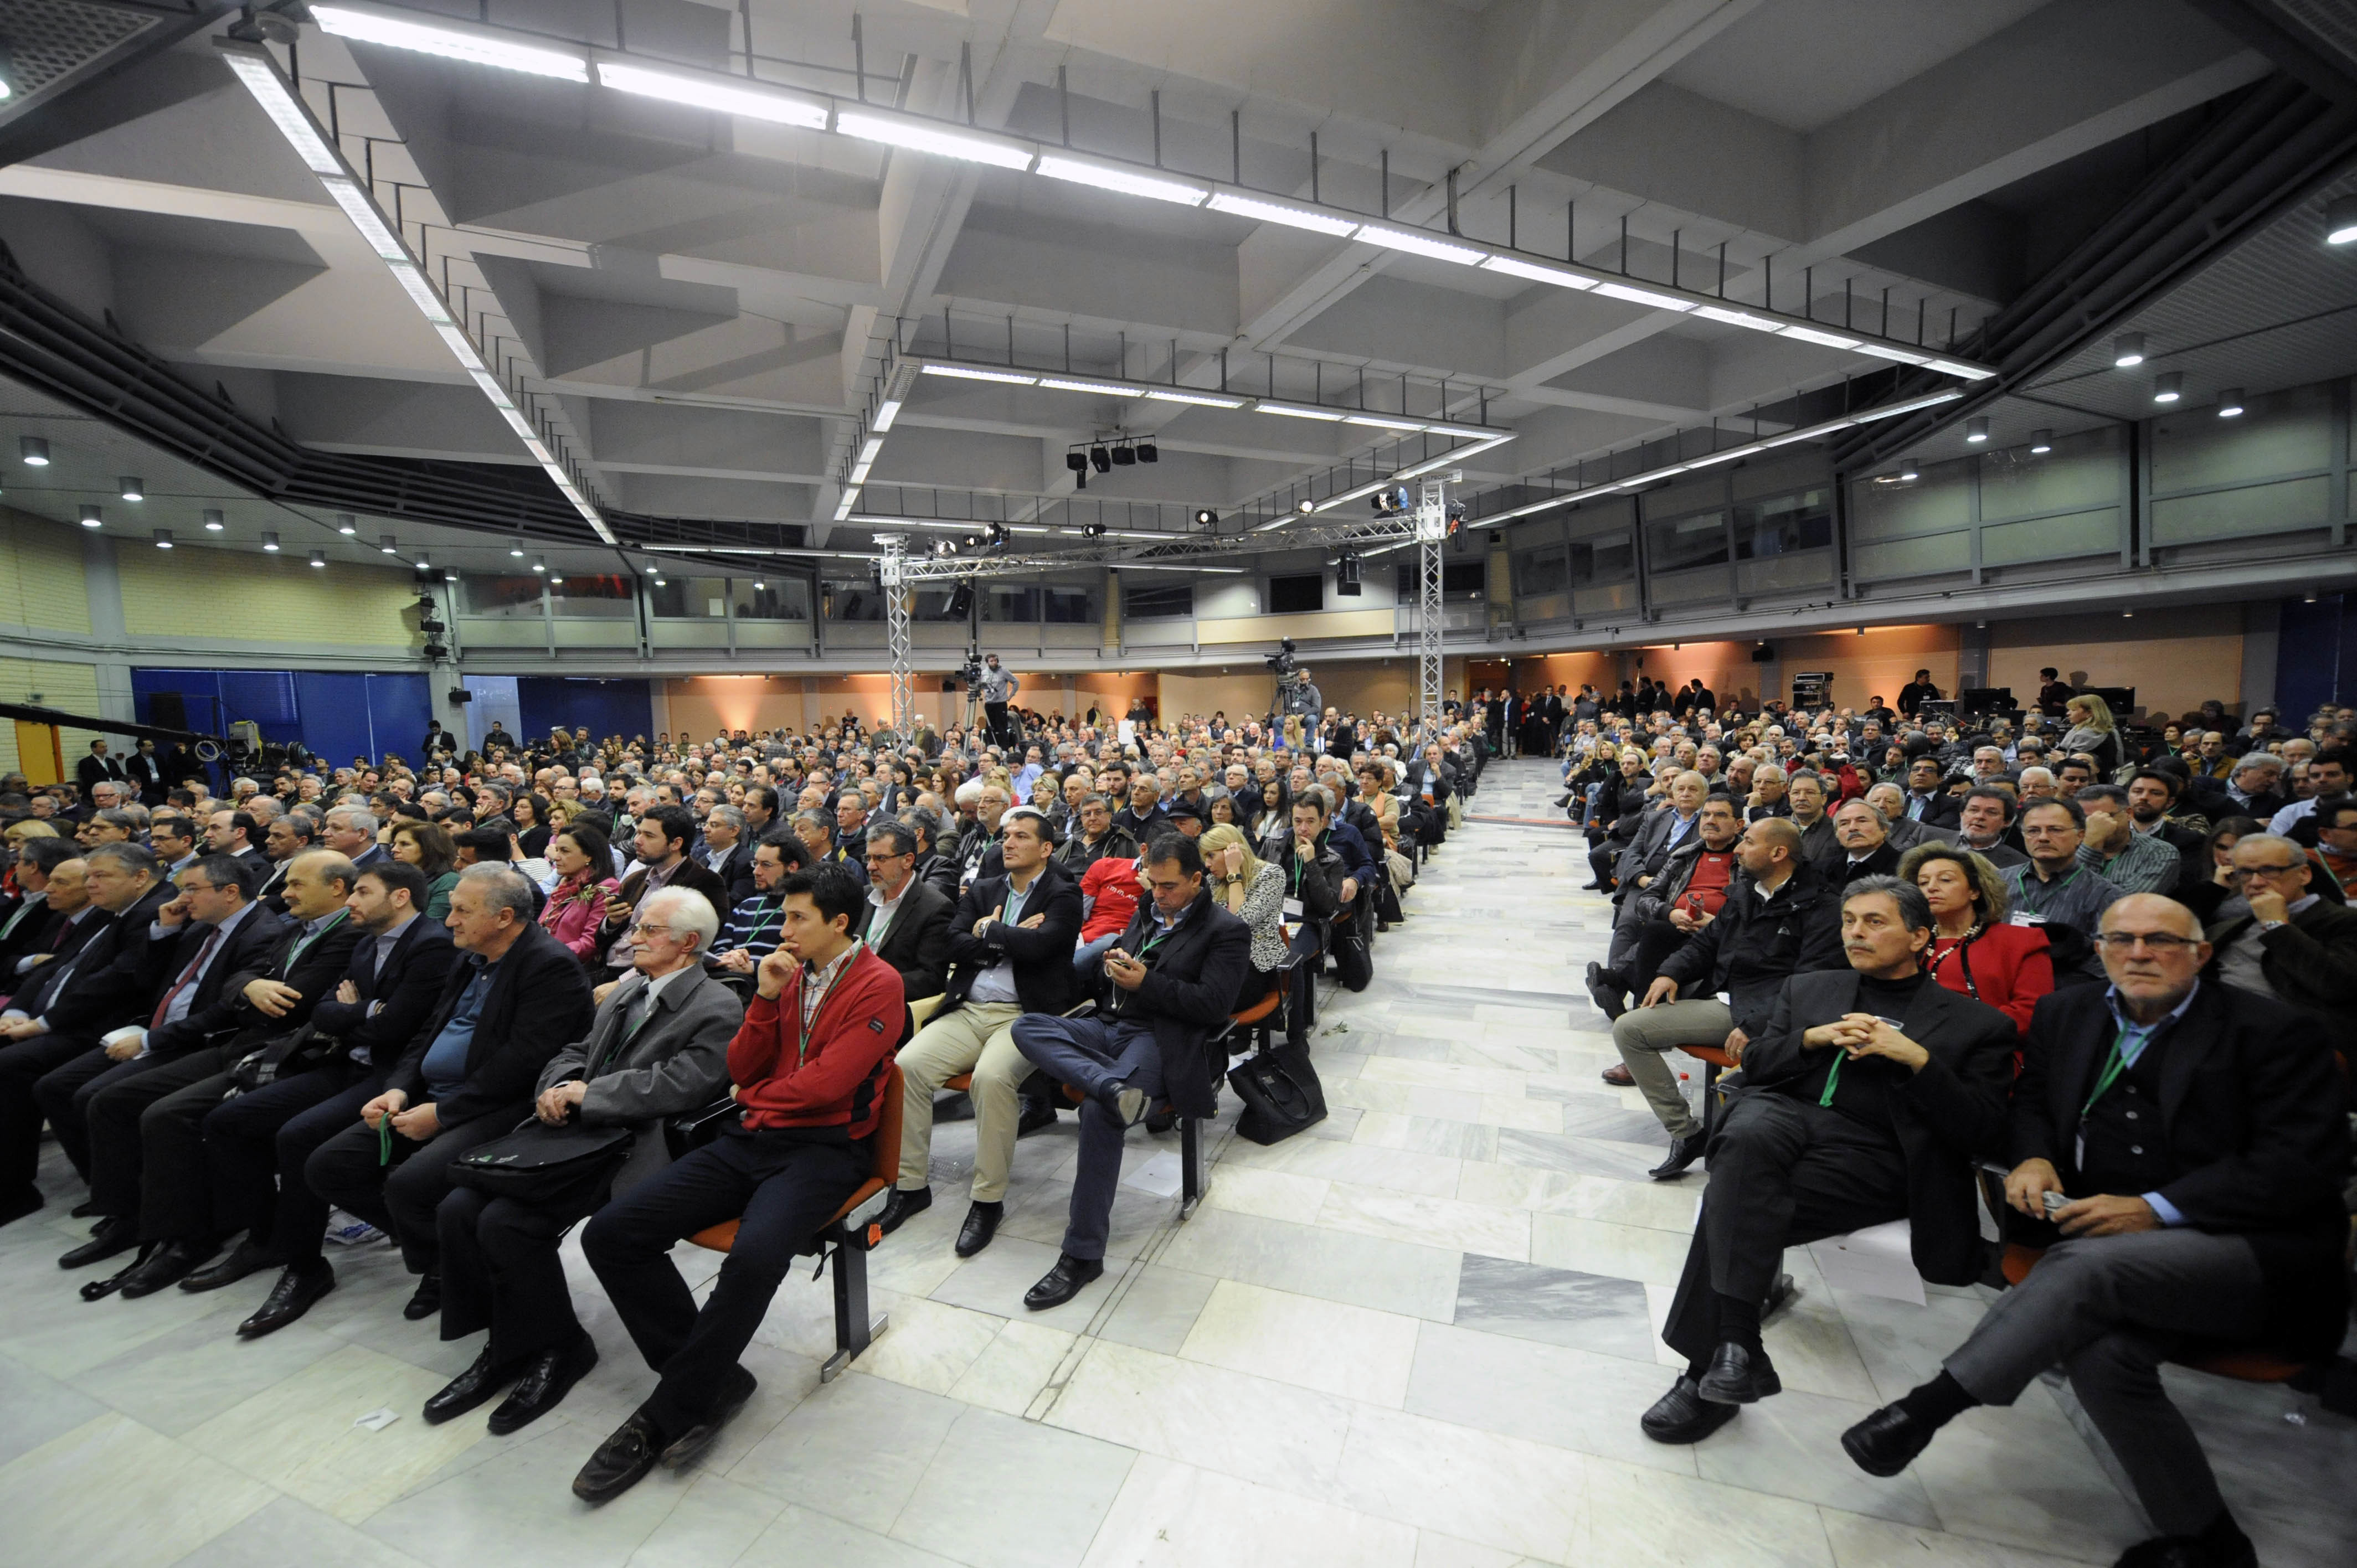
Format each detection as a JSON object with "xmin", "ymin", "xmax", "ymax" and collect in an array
[
  {"xmin": 1808, "ymin": 1218, "xmax": 1926, "ymax": 1305},
  {"xmin": 354, "ymin": 1406, "xmax": 400, "ymax": 1431},
  {"xmin": 1121, "ymin": 1151, "xmax": 1185, "ymax": 1198}
]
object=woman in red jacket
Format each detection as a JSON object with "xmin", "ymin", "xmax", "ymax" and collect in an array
[{"xmin": 1900, "ymin": 842, "xmax": 2055, "ymax": 1037}]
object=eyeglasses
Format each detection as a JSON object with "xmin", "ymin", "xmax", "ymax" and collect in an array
[
  {"xmin": 2092, "ymin": 933, "xmax": 2202, "ymax": 952},
  {"xmin": 2225, "ymin": 863, "xmax": 2301, "ymax": 879},
  {"xmin": 628, "ymin": 921, "xmax": 677, "ymax": 938}
]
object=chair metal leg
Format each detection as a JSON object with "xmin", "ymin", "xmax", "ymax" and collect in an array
[
  {"xmin": 1699, "ymin": 1060, "xmax": 1722, "ymax": 1146},
  {"xmin": 821, "ymin": 1237, "xmax": 888, "ymax": 1384},
  {"xmin": 1179, "ymin": 1115, "xmax": 1202, "ymax": 1219}
]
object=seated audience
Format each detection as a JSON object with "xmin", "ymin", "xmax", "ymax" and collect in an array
[
  {"xmin": 1840, "ymin": 895, "xmax": 2349, "ymax": 1568},
  {"xmin": 1901, "ymin": 843, "xmax": 2056, "ymax": 1031},
  {"xmin": 2073, "ymin": 784, "xmax": 2178, "ymax": 894},
  {"xmin": 852, "ymin": 819, "xmax": 953, "ymax": 1006},
  {"xmin": 427, "ymin": 886, "xmax": 739, "ymax": 1434},
  {"xmin": 575, "ymin": 866, "xmax": 901, "ymax": 1502},
  {"xmin": 541, "ymin": 823, "xmax": 621, "ymax": 961},
  {"xmin": 1643, "ymin": 877, "xmax": 2014, "ymax": 1445},
  {"xmin": 2004, "ymin": 798, "xmax": 2125, "ymax": 978},
  {"xmin": 2201, "ymin": 832, "xmax": 2357, "ymax": 1062},
  {"xmin": 1952, "ymin": 787, "xmax": 2028, "ymax": 868},
  {"xmin": 1200, "ymin": 823, "xmax": 1286, "ymax": 1009},
  {"xmin": 1829, "ymin": 798, "xmax": 1902, "ymax": 884}
]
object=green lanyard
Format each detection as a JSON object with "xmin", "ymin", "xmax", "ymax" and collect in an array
[
  {"xmin": 2016, "ymin": 865, "xmax": 2080, "ymax": 916},
  {"xmin": 284, "ymin": 908, "xmax": 349, "ymax": 972},
  {"xmin": 1818, "ymin": 1049, "xmax": 1844, "ymax": 1107},
  {"xmin": 2080, "ymin": 1024, "xmax": 2150, "ymax": 1119}
]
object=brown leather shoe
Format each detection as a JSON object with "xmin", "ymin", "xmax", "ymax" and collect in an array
[{"xmin": 1600, "ymin": 1062, "xmax": 1634, "ymax": 1086}]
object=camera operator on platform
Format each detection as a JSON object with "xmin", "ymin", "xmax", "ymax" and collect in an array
[{"xmin": 978, "ymin": 654, "xmax": 1019, "ymax": 749}]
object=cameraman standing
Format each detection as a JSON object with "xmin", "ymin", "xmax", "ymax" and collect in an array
[{"xmin": 979, "ymin": 654, "xmax": 1020, "ymax": 749}]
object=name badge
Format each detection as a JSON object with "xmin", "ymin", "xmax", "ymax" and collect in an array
[
  {"xmin": 2009, "ymin": 911, "xmax": 2046, "ymax": 926},
  {"xmin": 1282, "ymin": 898, "xmax": 1305, "ymax": 920}
]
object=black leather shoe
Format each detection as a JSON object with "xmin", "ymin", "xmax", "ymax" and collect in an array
[
  {"xmin": 181, "ymin": 1239, "xmax": 282, "ymax": 1293},
  {"xmin": 59, "ymin": 1215, "xmax": 138, "ymax": 1270},
  {"xmin": 1100, "ymin": 1080, "xmax": 1148, "ymax": 1127},
  {"xmin": 401, "ymin": 1270, "xmax": 441, "ymax": 1321},
  {"xmin": 70, "ymin": 1197, "xmax": 101, "ymax": 1218},
  {"xmin": 1761, "ymin": 1272, "xmax": 1797, "ymax": 1323},
  {"xmin": 1024, "ymin": 1252, "xmax": 1104, "ymax": 1310},
  {"xmin": 1839, "ymin": 1402, "xmax": 1938, "ymax": 1478},
  {"xmin": 80, "ymin": 1245, "xmax": 154, "ymax": 1302},
  {"xmin": 1640, "ymin": 1375, "xmax": 1740, "ymax": 1444},
  {"xmin": 877, "ymin": 1185, "xmax": 931, "ymax": 1235},
  {"xmin": 2113, "ymin": 1516, "xmax": 2256, "ymax": 1568},
  {"xmin": 660, "ymin": 1365, "xmax": 757, "ymax": 1469},
  {"xmin": 117, "ymin": 1239, "xmax": 218, "ymax": 1299},
  {"xmin": 1696, "ymin": 1342, "xmax": 1781, "ymax": 1405},
  {"xmin": 1016, "ymin": 1097, "xmax": 1058, "ymax": 1137},
  {"xmin": 1600, "ymin": 1062, "xmax": 1634, "ymax": 1086},
  {"xmin": 487, "ymin": 1336, "xmax": 599, "ymax": 1436},
  {"xmin": 424, "ymin": 1346, "xmax": 524, "ymax": 1426},
  {"xmin": 955, "ymin": 1201, "xmax": 1003, "ymax": 1258},
  {"xmin": 573, "ymin": 1411, "xmax": 663, "ymax": 1504},
  {"xmin": 0, "ymin": 1185, "xmax": 40, "ymax": 1227},
  {"xmin": 239, "ymin": 1261, "xmax": 336, "ymax": 1338},
  {"xmin": 1584, "ymin": 961, "xmax": 1628, "ymax": 1021},
  {"xmin": 1648, "ymin": 1131, "xmax": 1707, "ymax": 1180}
]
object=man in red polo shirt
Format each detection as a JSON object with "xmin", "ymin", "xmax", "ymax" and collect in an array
[{"xmin": 574, "ymin": 865, "xmax": 901, "ymax": 1503}]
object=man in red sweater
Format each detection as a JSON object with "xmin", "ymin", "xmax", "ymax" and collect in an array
[{"xmin": 574, "ymin": 866, "xmax": 900, "ymax": 1503}]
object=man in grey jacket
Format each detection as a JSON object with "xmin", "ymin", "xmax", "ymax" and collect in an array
[{"xmin": 423, "ymin": 886, "xmax": 740, "ymax": 1436}]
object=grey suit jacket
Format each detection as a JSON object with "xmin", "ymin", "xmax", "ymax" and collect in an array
[{"xmin": 536, "ymin": 963, "xmax": 742, "ymax": 1193}]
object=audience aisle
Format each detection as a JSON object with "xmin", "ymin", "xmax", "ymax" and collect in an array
[{"xmin": 0, "ymin": 761, "xmax": 2346, "ymax": 1568}]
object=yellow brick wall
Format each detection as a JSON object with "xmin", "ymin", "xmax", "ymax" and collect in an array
[
  {"xmin": 0, "ymin": 507, "xmax": 92, "ymax": 634},
  {"xmin": 0, "ymin": 658, "xmax": 103, "ymax": 778},
  {"xmin": 116, "ymin": 542, "xmax": 419, "ymax": 646}
]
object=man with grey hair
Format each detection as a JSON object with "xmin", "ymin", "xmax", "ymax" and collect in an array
[
  {"xmin": 698, "ymin": 804, "xmax": 753, "ymax": 904},
  {"xmin": 856, "ymin": 819, "xmax": 953, "ymax": 1005},
  {"xmin": 425, "ymin": 883, "xmax": 737, "ymax": 1434},
  {"xmin": 305, "ymin": 862, "xmax": 594, "ymax": 1321},
  {"xmin": 322, "ymin": 805, "xmax": 388, "ymax": 871}
]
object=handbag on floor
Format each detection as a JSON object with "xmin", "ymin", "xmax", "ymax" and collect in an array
[
  {"xmin": 1227, "ymin": 1041, "xmax": 1326, "ymax": 1145},
  {"xmin": 449, "ymin": 1119, "xmax": 635, "ymax": 1206}
]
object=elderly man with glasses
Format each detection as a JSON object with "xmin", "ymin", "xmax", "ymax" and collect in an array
[
  {"xmin": 1841, "ymin": 893, "xmax": 2349, "ymax": 1568},
  {"xmin": 2200, "ymin": 832, "xmax": 2357, "ymax": 1065}
]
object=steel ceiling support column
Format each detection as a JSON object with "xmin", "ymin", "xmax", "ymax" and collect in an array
[
  {"xmin": 878, "ymin": 534, "xmax": 915, "ymax": 739},
  {"xmin": 1416, "ymin": 478, "xmax": 1448, "ymax": 745}
]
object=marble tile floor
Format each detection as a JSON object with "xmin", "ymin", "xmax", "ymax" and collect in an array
[{"xmin": 1, "ymin": 761, "xmax": 2350, "ymax": 1568}]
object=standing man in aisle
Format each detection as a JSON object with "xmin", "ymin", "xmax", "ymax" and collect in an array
[{"xmin": 980, "ymin": 654, "xmax": 1020, "ymax": 749}]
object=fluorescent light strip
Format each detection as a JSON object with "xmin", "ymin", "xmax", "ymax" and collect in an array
[
  {"xmin": 313, "ymin": 3, "xmax": 588, "ymax": 80},
  {"xmin": 1924, "ymin": 359, "xmax": 1995, "ymax": 381},
  {"xmin": 319, "ymin": 178, "xmax": 407, "ymax": 260},
  {"xmin": 1692, "ymin": 305, "xmax": 1780, "ymax": 332},
  {"xmin": 593, "ymin": 59, "xmax": 828, "ymax": 127},
  {"xmin": 1035, "ymin": 154, "xmax": 1207, "ymax": 206},
  {"xmin": 1144, "ymin": 388, "xmax": 1248, "ymax": 409},
  {"xmin": 872, "ymin": 398, "xmax": 902, "ymax": 431},
  {"xmin": 1341, "ymin": 412, "xmax": 1427, "ymax": 431},
  {"xmin": 1855, "ymin": 343, "xmax": 1929, "ymax": 365},
  {"xmin": 385, "ymin": 261, "xmax": 453, "ymax": 323},
  {"xmin": 847, "ymin": 461, "xmax": 872, "ymax": 484},
  {"xmin": 1255, "ymin": 399, "xmax": 1347, "ymax": 421},
  {"xmin": 1297, "ymin": 433, "xmax": 1518, "ymax": 519},
  {"xmin": 218, "ymin": 52, "xmax": 342, "ymax": 172},
  {"xmin": 1205, "ymin": 190, "xmax": 1358, "ymax": 236},
  {"xmin": 1478, "ymin": 255, "xmax": 1595, "ymax": 290},
  {"xmin": 1035, "ymin": 376, "xmax": 1145, "ymax": 398},
  {"xmin": 1592, "ymin": 280, "xmax": 1695, "ymax": 312},
  {"xmin": 835, "ymin": 107, "xmax": 1034, "ymax": 170},
  {"xmin": 1778, "ymin": 324, "xmax": 1859, "ymax": 349},
  {"xmin": 920, "ymin": 363, "xmax": 1037, "ymax": 385},
  {"xmin": 857, "ymin": 437, "xmax": 884, "ymax": 465},
  {"xmin": 1354, "ymin": 225, "xmax": 1486, "ymax": 265}
]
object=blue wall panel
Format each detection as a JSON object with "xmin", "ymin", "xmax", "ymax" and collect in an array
[
  {"xmin": 133, "ymin": 667, "xmax": 432, "ymax": 766},
  {"xmin": 516, "ymin": 678, "xmax": 653, "ymax": 747},
  {"xmin": 2276, "ymin": 594, "xmax": 2349, "ymax": 719}
]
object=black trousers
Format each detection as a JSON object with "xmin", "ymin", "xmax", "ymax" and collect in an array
[
  {"xmin": 983, "ymin": 701, "xmax": 1015, "ymax": 747},
  {"xmin": 1628, "ymin": 916, "xmax": 1692, "ymax": 994},
  {"xmin": 305, "ymin": 1106, "xmax": 523, "ymax": 1274},
  {"xmin": 84, "ymin": 1044, "xmax": 239, "ymax": 1230},
  {"xmin": 0, "ymin": 1030, "xmax": 96, "ymax": 1198},
  {"xmin": 202, "ymin": 1064, "xmax": 379, "ymax": 1262},
  {"xmin": 1661, "ymin": 1091, "xmax": 1908, "ymax": 1365},
  {"xmin": 37, "ymin": 1047, "xmax": 174, "ymax": 1183},
  {"xmin": 437, "ymin": 1179, "xmax": 608, "ymax": 1362},
  {"xmin": 583, "ymin": 1127, "xmax": 868, "ymax": 1434}
]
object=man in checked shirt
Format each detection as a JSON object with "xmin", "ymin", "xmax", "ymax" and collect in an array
[{"xmin": 574, "ymin": 865, "xmax": 902, "ymax": 1503}]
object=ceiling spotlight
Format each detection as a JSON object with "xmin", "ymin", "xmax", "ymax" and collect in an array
[
  {"xmin": 1192, "ymin": 508, "xmax": 1218, "ymax": 527},
  {"xmin": 2328, "ymin": 193, "xmax": 2357, "ymax": 246},
  {"xmin": 2152, "ymin": 372, "xmax": 2183, "ymax": 403},
  {"xmin": 261, "ymin": 531, "xmax": 281, "ymax": 551},
  {"xmin": 336, "ymin": 513, "xmax": 357, "ymax": 535},
  {"xmin": 1110, "ymin": 443, "xmax": 1137, "ymax": 467},
  {"xmin": 961, "ymin": 534, "xmax": 982, "ymax": 550},
  {"xmin": 79, "ymin": 504, "xmax": 102, "ymax": 528},
  {"xmin": 1135, "ymin": 441, "xmax": 1158, "ymax": 463},
  {"xmin": 531, "ymin": 556, "xmax": 547, "ymax": 574},
  {"xmin": 414, "ymin": 551, "xmax": 430, "ymax": 569},
  {"xmin": 119, "ymin": 476, "xmax": 144, "ymax": 501},
  {"xmin": 1080, "ymin": 523, "xmax": 1105, "ymax": 538},
  {"xmin": 1088, "ymin": 445, "xmax": 1113, "ymax": 474},
  {"xmin": 2112, "ymin": 333, "xmax": 2146, "ymax": 368},
  {"xmin": 2122, "ymin": 610, "xmax": 2134, "ymax": 618},
  {"xmin": 509, "ymin": 538, "xmax": 526, "ymax": 556},
  {"xmin": 19, "ymin": 436, "xmax": 48, "ymax": 466},
  {"xmin": 2216, "ymin": 388, "xmax": 2245, "ymax": 418},
  {"xmin": 1296, "ymin": 498, "xmax": 1315, "ymax": 514},
  {"xmin": 203, "ymin": 509, "xmax": 225, "ymax": 530},
  {"xmin": 379, "ymin": 535, "xmax": 399, "ymax": 554},
  {"xmin": 1964, "ymin": 416, "xmax": 1988, "ymax": 443},
  {"xmin": 2029, "ymin": 430, "xmax": 2052, "ymax": 453},
  {"xmin": 752, "ymin": 579, "xmax": 765, "ymax": 590},
  {"xmin": 153, "ymin": 528, "xmax": 174, "ymax": 549},
  {"xmin": 2304, "ymin": 589, "xmax": 2319, "ymax": 604},
  {"xmin": 1897, "ymin": 458, "xmax": 1921, "ymax": 481},
  {"xmin": 1063, "ymin": 451, "xmax": 1088, "ymax": 474},
  {"xmin": 309, "ymin": 550, "xmax": 327, "ymax": 568}
]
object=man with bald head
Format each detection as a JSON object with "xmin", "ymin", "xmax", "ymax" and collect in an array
[{"xmin": 1841, "ymin": 894, "xmax": 2350, "ymax": 1568}]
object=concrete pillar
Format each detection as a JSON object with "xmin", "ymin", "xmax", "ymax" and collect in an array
[
  {"xmin": 80, "ymin": 534, "xmax": 135, "ymax": 725},
  {"xmin": 2240, "ymin": 600, "xmax": 2280, "ymax": 719}
]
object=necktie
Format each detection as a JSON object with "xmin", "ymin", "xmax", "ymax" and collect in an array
[{"xmin": 150, "ymin": 925, "xmax": 225, "ymax": 1030}]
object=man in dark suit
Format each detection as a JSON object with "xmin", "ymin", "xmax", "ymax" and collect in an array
[
  {"xmin": 698, "ymin": 805, "xmax": 757, "ymax": 907},
  {"xmin": 853, "ymin": 820, "xmax": 953, "ymax": 1007},
  {"xmin": 0, "ymin": 839, "xmax": 79, "ymax": 980},
  {"xmin": 425, "ymin": 886, "xmax": 739, "ymax": 1436},
  {"xmin": 78, "ymin": 852, "xmax": 363, "ymax": 1297},
  {"xmin": 124, "ymin": 738, "xmax": 167, "ymax": 806},
  {"xmin": 43, "ymin": 853, "xmax": 290, "ymax": 1269},
  {"xmin": 305, "ymin": 865, "xmax": 595, "ymax": 1321},
  {"xmin": 1895, "ymin": 755, "xmax": 1962, "ymax": 828},
  {"xmin": 204, "ymin": 809, "xmax": 270, "ymax": 874},
  {"xmin": 881, "ymin": 808, "xmax": 1080, "ymax": 1257},
  {"xmin": 1841, "ymin": 894, "xmax": 2349, "ymax": 1568},
  {"xmin": 1012, "ymin": 831, "xmax": 1251, "ymax": 1308},
  {"xmin": 1641, "ymin": 875, "xmax": 2015, "ymax": 1446},
  {"xmin": 2202, "ymin": 832, "xmax": 2357, "ymax": 1064},
  {"xmin": 1829, "ymin": 798, "xmax": 1904, "ymax": 885},
  {"xmin": 75, "ymin": 739, "xmax": 127, "ymax": 808},
  {"xmin": 202, "ymin": 861, "xmax": 458, "ymax": 1332},
  {"xmin": 593, "ymin": 805, "xmax": 731, "ymax": 974}
]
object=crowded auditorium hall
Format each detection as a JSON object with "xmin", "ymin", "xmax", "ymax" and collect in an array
[{"xmin": 0, "ymin": 4, "xmax": 2353, "ymax": 1566}]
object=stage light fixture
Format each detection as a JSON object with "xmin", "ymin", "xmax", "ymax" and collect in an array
[
  {"xmin": 1064, "ymin": 451, "xmax": 1088, "ymax": 474},
  {"xmin": 2152, "ymin": 372, "xmax": 2182, "ymax": 403},
  {"xmin": 262, "ymin": 532, "xmax": 281, "ymax": 551},
  {"xmin": 79, "ymin": 505, "xmax": 101, "ymax": 528},
  {"xmin": 1135, "ymin": 441, "xmax": 1157, "ymax": 463},
  {"xmin": 2217, "ymin": 389, "xmax": 2245, "ymax": 417},
  {"xmin": 1089, "ymin": 445, "xmax": 1113, "ymax": 474},
  {"xmin": 2112, "ymin": 333, "xmax": 2146, "ymax": 368},
  {"xmin": 1192, "ymin": 508, "xmax": 1218, "ymax": 527},
  {"xmin": 1080, "ymin": 523, "xmax": 1105, "ymax": 538},
  {"xmin": 1110, "ymin": 443, "xmax": 1136, "ymax": 467},
  {"xmin": 1296, "ymin": 498, "xmax": 1314, "ymax": 514},
  {"xmin": 2029, "ymin": 430, "xmax": 2053, "ymax": 453},
  {"xmin": 1964, "ymin": 417, "xmax": 1988, "ymax": 443},
  {"xmin": 19, "ymin": 436, "xmax": 48, "ymax": 466}
]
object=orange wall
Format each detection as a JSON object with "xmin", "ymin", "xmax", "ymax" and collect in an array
[{"xmin": 1989, "ymin": 608, "xmax": 2240, "ymax": 721}]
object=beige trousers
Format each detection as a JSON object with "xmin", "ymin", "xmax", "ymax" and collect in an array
[{"xmin": 894, "ymin": 1000, "xmax": 1028, "ymax": 1201}]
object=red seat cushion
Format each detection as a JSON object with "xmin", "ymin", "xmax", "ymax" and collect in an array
[{"xmin": 1686, "ymin": 1045, "xmax": 1735, "ymax": 1069}]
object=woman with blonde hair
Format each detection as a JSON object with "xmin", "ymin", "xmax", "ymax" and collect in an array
[
  {"xmin": 1898, "ymin": 842, "xmax": 2054, "ymax": 1036},
  {"xmin": 1200, "ymin": 822, "xmax": 1288, "ymax": 1007},
  {"xmin": 2060, "ymin": 692, "xmax": 2122, "ymax": 778}
]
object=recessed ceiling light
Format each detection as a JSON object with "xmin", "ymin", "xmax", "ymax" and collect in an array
[
  {"xmin": 1964, "ymin": 416, "xmax": 1988, "ymax": 443},
  {"xmin": 309, "ymin": 550, "xmax": 327, "ymax": 567},
  {"xmin": 2029, "ymin": 430, "xmax": 2053, "ymax": 453},
  {"xmin": 153, "ymin": 528, "xmax": 173, "ymax": 549},
  {"xmin": 2112, "ymin": 333, "xmax": 2146, "ymax": 368},
  {"xmin": 203, "ymin": 509, "xmax": 225, "ymax": 530},
  {"xmin": 336, "ymin": 513, "xmax": 357, "ymax": 535},
  {"xmin": 532, "ymin": 556, "xmax": 547, "ymax": 573},
  {"xmin": 2152, "ymin": 372, "xmax": 2183, "ymax": 403},
  {"xmin": 119, "ymin": 476, "xmax": 143, "ymax": 501},
  {"xmin": 262, "ymin": 531, "xmax": 280, "ymax": 551},
  {"xmin": 19, "ymin": 436, "xmax": 48, "ymax": 465},
  {"xmin": 79, "ymin": 504, "xmax": 101, "ymax": 528},
  {"xmin": 2216, "ymin": 388, "xmax": 2245, "ymax": 417},
  {"xmin": 379, "ymin": 535, "xmax": 399, "ymax": 554}
]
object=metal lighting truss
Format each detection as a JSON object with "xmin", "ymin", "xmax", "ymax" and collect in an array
[
  {"xmin": 876, "ymin": 534, "xmax": 915, "ymax": 737},
  {"xmin": 1416, "ymin": 478, "xmax": 1448, "ymax": 744}
]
